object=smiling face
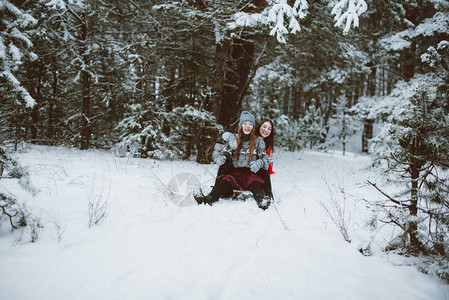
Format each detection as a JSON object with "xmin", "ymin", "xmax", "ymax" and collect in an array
[
  {"xmin": 241, "ymin": 121, "xmax": 254, "ymax": 135},
  {"xmin": 259, "ymin": 121, "xmax": 272, "ymax": 138}
]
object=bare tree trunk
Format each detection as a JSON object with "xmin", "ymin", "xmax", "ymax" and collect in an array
[
  {"xmin": 408, "ymin": 137, "xmax": 425, "ymax": 251},
  {"xmin": 403, "ymin": 41, "xmax": 416, "ymax": 81},
  {"xmin": 196, "ymin": 39, "xmax": 232, "ymax": 164},
  {"xmin": 342, "ymin": 114, "xmax": 346, "ymax": 156},
  {"xmin": 31, "ymin": 66, "xmax": 42, "ymax": 142},
  {"xmin": 80, "ymin": 17, "xmax": 91, "ymax": 150},
  {"xmin": 48, "ymin": 64, "xmax": 57, "ymax": 140},
  {"xmin": 15, "ymin": 106, "xmax": 20, "ymax": 151},
  {"xmin": 361, "ymin": 67, "xmax": 377, "ymax": 153},
  {"xmin": 31, "ymin": 103, "xmax": 39, "ymax": 142},
  {"xmin": 292, "ymin": 85, "xmax": 300, "ymax": 119},
  {"xmin": 197, "ymin": 37, "xmax": 255, "ymax": 163},
  {"xmin": 288, "ymin": 86, "xmax": 294, "ymax": 115},
  {"xmin": 409, "ymin": 158, "xmax": 420, "ymax": 249},
  {"xmin": 211, "ymin": 39, "xmax": 232, "ymax": 116},
  {"xmin": 362, "ymin": 119, "xmax": 373, "ymax": 153},
  {"xmin": 219, "ymin": 37, "xmax": 254, "ymax": 130},
  {"xmin": 368, "ymin": 66, "xmax": 376, "ymax": 96},
  {"xmin": 322, "ymin": 92, "xmax": 333, "ymax": 143}
]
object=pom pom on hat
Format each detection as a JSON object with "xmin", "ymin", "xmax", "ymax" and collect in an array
[{"xmin": 239, "ymin": 111, "xmax": 255, "ymax": 127}]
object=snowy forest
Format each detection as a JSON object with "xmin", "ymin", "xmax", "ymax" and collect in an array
[{"xmin": 2, "ymin": 0, "xmax": 449, "ymax": 295}]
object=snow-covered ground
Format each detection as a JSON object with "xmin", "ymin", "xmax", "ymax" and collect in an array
[{"xmin": 1, "ymin": 145, "xmax": 448, "ymax": 300}]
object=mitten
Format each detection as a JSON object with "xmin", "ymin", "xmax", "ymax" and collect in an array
[
  {"xmin": 214, "ymin": 154, "xmax": 227, "ymax": 165},
  {"xmin": 250, "ymin": 159, "xmax": 263, "ymax": 173},
  {"xmin": 222, "ymin": 132, "xmax": 238, "ymax": 150}
]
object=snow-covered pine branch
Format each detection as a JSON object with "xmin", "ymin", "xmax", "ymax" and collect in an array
[
  {"xmin": 228, "ymin": 0, "xmax": 309, "ymax": 43},
  {"xmin": 229, "ymin": 0, "xmax": 367, "ymax": 43},
  {"xmin": 331, "ymin": 0, "xmax": 367, "ymax": 34},
  {"xmin": 45, "ymin": 0, "xmax": 86, "ymax": 10},
  {"xmin": 1, "ymin": 71, "xmax": 36, "ymax": 108},
  {"xmin": 268, "ymin": 0, "xmax": 305, "ymax": 43},
  {"xmin": 380, "ymin": 12, "xmax": 449, "ymax": 52},
  {"xmin": 155, "ymin": 1, "xmax": 366, "ymax": 44},
  {"xmin": 0, "ymin": 0, "xmax": 37, "ymax": 108}
]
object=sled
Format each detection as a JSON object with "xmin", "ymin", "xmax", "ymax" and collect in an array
[{"xmin": 230, "ymin": 190, "xmax": 254, "ymax": 201}]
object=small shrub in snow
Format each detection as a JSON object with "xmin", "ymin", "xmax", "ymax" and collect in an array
[
  {"xmin": 87, "ymin": 176, "xmax": 111, "ymax": 228},
  {"xmin": 26, "ymin": 214, "xmax": 43, "ymax": 243},
  {"xmin": 321, "ymin": 178, "xmax": 353, "ymax": 243},
  {"xmin": 14, "ymin": 210, "xmax": 44, "ymax": 243},
  {"xmin": 47, "ymin": 210, "xmax": 65, "ymax": 242},
  {"xmin": 421, "ymin": 257, "xmax": 449, "ymax": 284}
]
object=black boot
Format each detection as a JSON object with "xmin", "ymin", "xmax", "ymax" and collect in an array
[
  {"xmin": 194, "ymin": 181, "xmax": 232, "ymax": 206},
  {"xmin": 254, "ymin": 193, "xmax": 272, "ymax": 210},
  {"xmin": 194, "ymin": 190, "xmax": 215, "ymax": 205}
]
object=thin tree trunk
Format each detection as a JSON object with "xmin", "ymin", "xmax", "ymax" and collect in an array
[
  {"xmin": 409, "ymin": 159, "xmax": 420, "ymax": 249},
  {"xmin": 408, "ymin": 138, "xmax": 424, "ymax": 251},
  {"xmin": 31, "ymin": 103, "xmax": 39, "ymax": 142},
  {"xmin": 292, "ymin": 85, "xmax": 300, "ymax": 120},
  {"xmin": 342, "ymin": 111, "xmax": 346, "ymax": 156},
  {"xmin": 322, "ymin": 93, "xmax": 333, "ymax": 143},
  {"xmin": 31, "ymin": 67, "xmax": 42, "ymax": 142},
  {"xmin": 361, "ymin": 66, "xmax": 377, "ymax": 152},
  {"xmin": 210, "ymin": 39, "xmax": 232, "ymax": 118},
  {"xmin": 80, "ymin": 17, "xmax": 91, "ymax": 150},
  {"xmin": 362, "ymin": 119, "xmax": 373, "ymax": 153},
  {"xmin": 403, "ymin": 41, "xmax": 416, "ymax": 81},
  {"xmin": 288, "ymin": 86, "xmax": 294, "ymax": 116},
  {"xmin": 15, "ymin": 106, "xmax": 20, "ymax": 151},
  {"xmin": 368, "ymin": 66, "xmax": 376, "ymax": 96},
  {"xmin": 47, "ymin": 65, "xmax": 57, "ymax": 140},
  {"xmin": 196, "ymin": 38, "xmax": 232, "ymax": 164}
]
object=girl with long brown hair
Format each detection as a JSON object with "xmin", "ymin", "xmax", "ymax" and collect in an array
[{"xmin": 255, "ymin": 118, "xmax": 276, "ymax": 197}]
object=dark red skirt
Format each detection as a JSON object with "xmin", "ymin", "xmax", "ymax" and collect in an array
[{"xmin": 223, "ymin": 168, "xmax": 265, "ymax": 191}]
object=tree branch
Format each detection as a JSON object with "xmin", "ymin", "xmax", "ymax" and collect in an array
[
  {"xmin": 367, "ymin": 180, "xmax": 411, "ymax": 208},
  {"xmin": 196, "ymin": 0, "xmax": 207, "ymax": 11},
  {"xmin": 1, "ymin": 206, "xmax": 18, "ymax": 230},
  {"xmin": 237, "ymin": 40, "xmax": 267, "ymax": 109},
  {"xmin": 124, "ymin": 0, "xmax": 172, "ymax": 42},
  {"xmin": 65, "ymin": 4, "xmax": 85, "ymax": 26}
]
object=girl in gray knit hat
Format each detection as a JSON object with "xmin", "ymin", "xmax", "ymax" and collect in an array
[
  {"xmin": 194, "ymin": 111, "xmax": 272, "ymax": 210},
  {"xmin": 219, "ymin": 118, "xmax": 276, "ymax": 199}
]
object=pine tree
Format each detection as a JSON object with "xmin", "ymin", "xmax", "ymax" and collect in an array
[
  {"xmin": 370, "ymin": 41, "xmax": 449, "ymax": 255},
  {"xmin": 327, "ymin": 94, "xmax": 358, "ymax": 155},
  {"xmin": 115, "ymin": 101, "xmax": 178, "ymax": 159},
  {"xmin": 302, "ymin": 102, "xmax": 326, "ymax": 149},
  {"xmin": 170, "ymin": 105, "xmax": 223, "ymax": 162}
]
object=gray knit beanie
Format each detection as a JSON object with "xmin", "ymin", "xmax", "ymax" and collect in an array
[{"xmin": 239, "ymin": 111, "xmax": 255, "ymax": 127}]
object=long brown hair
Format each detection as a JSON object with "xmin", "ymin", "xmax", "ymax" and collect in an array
[
  {"xmin": 234, "ymin": 124, "xmax": 257, "ymax": 163},
  {"xmin": 256, "ymin": 119, "xmax": 275, "ymax": 153}
]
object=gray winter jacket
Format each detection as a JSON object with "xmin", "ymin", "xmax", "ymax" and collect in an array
[
  {"xmin": 214, "ymin": 134, "xmax": 269, "ymax": 170},
  {"xmin": 223, "ymin": 131, "xmax": 275, "ymax": 167}
]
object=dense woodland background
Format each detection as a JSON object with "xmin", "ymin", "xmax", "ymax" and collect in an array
[
  {"xmin": 2, "ymin": 0, "xmax": 449, "ymax": 282},
  {"xmin": 3, "ymin": 0, "xmax": 446, "ymax": 158}
]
